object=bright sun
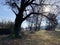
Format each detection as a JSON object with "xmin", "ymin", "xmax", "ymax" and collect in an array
[{"xmin": 43, "ymin": 5, "xmax": 51, "ymax": 13}]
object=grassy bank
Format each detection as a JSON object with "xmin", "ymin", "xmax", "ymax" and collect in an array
[{"xmin": 0, "ymin": 30, "xmax": 60, "ymax": 45}]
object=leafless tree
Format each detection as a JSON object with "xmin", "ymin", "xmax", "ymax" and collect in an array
[
  {"xmin": 4, "ymin": 0, "xmax": 46, "ymax": 38},
  {"xmin": 2, "ymin": 0, "xmax": 60, "ymax": 38},
  {"xmin": 45, "ymin": 13, "xmax": 58, "ymax": 30}
]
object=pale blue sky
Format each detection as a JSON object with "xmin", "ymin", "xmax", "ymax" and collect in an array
[
  {"xmin": 0, "ymin": 4, "xmax": 29, "ymax": 28},
  {"xmin": 0, "ymin": 4, "xmax": 46, "ymax": 28},
  {"xmin": 0, "ymin": 0, "xmax": 60, "ymax": 28},
  {"xmin": 0, "ymin": 5, "xmax": 15, "ymax": 22}
]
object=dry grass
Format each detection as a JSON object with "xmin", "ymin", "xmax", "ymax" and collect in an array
[{"xmin": 0, "ymin": 30, "xmax": 60, "ymax": 45}]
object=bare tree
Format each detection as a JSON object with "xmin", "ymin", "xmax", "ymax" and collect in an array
[
  {"xmin": 2, "ymin": 0, "xmax": 60, "ymax": 38},
  {"xmin": 4, "ymin": 0, "xmax": 46, "ymax": 38},
  {"xmin": 45, "ymin": 13, "xmax": 58, "ymax": 30}
]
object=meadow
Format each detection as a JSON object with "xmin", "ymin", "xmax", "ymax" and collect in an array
[{"xmin": 0, "ymin": 30, "xmax": 60, "ymax": 45}]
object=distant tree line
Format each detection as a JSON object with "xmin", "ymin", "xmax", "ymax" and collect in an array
[{"xmin": 0, "ymin": 21, "xmax": 14, "ymax": 35}]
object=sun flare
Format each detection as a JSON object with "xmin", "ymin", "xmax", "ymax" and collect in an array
[{"xmin": 43, "ymin": 5, "xmax": 51, "ymax": 13}]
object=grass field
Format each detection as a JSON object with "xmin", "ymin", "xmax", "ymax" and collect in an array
[{"xmin": 0, "ymin": 30, "xmax": 60, "ymax": 45}]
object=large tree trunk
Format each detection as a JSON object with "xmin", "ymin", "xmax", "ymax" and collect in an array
[{"xmin": 13, "ymin": 15, "xmax": 23, "ymax": 38}]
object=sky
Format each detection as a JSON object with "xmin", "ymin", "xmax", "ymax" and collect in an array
[
  {"xmin": 0, "ymin": 4, "xmax": 46, "ymax": 28},
  {"xmin": 0, "ymin": 0, "xmax": 47, "ymax": 28},
  {"xmin": 0, "ymin": 4, "xmax": 29, "ymax": 28},
  {"xmin": 0, "ymin": 5, "xmax": 15, "ymax": 22},
  {"xmin": 0, "ymin": 0, "xmax": 60, "ymax": 28}
]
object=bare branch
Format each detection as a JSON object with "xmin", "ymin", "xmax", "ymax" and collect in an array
[
  {"xmin": 12, "ymin": 2, "xmax": 20, "ymax": 10},
  {"xmin": 6, "ymin": 0, "xmax": 20, "ymax": 10},
  {"xmin": 23, "ymin": 12, "xmax": 41, "ymax": 20},
  {"xmin": 26, "ymin": 0, "xmax": 35, "ymax": 6},
  {"xmin": 30, "ymin": 5, "xmax": 34, "ymax": 12},
  {"xmin": 31, "ymin": 0, "xmax": 60, "ymax": 6},
  {"xmin": 21, "ymin": 0, "xmax": 25, "ymax": 6},
  {"xmin": 28, "ymin": 0, "xmax": 35, "ymax": 4},
  {"xmin": 52, "ymin": 0, "xmax": 60, "ymax": 5},
  {"xmin": 11, "ymin": 9, "xmax": 17, "ymax": 16},
  {"xmin": 26, "ymin": 0, "xmax": 30, "ymax": 3},
  {"xmin": 23, "ymin": 12, "xmax": 54, "ymax": 21},
  {"xmin": 31, "ymin": 3, "xmax": 50, "ymax": 6}
]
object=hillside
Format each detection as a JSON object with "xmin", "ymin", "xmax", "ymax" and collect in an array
[{"xmin": 0, "ymin": 30, "xmax": 60, "ymax": 45}]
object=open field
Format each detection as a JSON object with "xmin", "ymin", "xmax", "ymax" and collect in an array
[{"xmin": 0, "ymin": 30, "xmax": 60, "ymax": 45}]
